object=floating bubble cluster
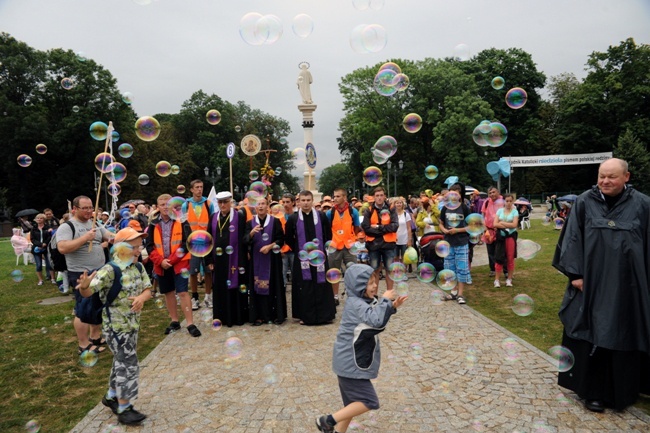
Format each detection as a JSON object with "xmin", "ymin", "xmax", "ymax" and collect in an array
[
  {"xmin": 472, "ymin": 120, "xmax": 508, "ymax": 147},
  {"xmin": 240, "ymin": 13, "xmax": 283, "ymax": 46},
  {"xmin": 373, "ymin": 64, "xmax": 409, "ymax": 96}
]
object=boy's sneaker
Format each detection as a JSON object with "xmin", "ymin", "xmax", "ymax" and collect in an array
[
  {"xmin": 102, "ymin": 395, "xmax": 119, "ymax": 414},
  {"xmin": 164, "ymin": 321, "xmax": 181, "ymax": 335},
  {"xmin": 505, "ymin": 279, "xmax": 513, "ymax": 287},
  {"xmin": 204, "ymin": 294, "xmax": 213, "ymax": 308},
  {"xmin": 191, "ymin": 298, "xmax": 200, "ymax": 311},
  {"xmin": 117, "ymin": 405, "xmax": 147, "ymax": 425},
  {"xmin": 315, "ymin": 415, "xmax": 335, "ymax": 433},
  {"xmin": 494, "ymin": 280, "xmax": 501, "ymax": 288},
  {"xmin": 457, "ymin": 296, "xmax": 466, "ymax": 305}
]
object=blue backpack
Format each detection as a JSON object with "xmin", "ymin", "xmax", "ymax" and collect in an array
[{"xmin": 77, "ymin": 262, "xmax": 143, "ymax": 325}]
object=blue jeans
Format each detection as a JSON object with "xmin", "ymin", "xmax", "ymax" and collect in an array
[
  {"xmin": 369, "ymin": 248, "xmax": 396, "ymax": 272},
  {"xmin": 34, "ymin": 252, "xmax": 52, "ymax": 274},
  {"xmin": 282, "ymin": 252, "xmax": 294, "ymax": 286}
]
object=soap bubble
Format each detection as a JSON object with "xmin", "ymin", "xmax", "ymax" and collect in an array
[
  {"xmin": 239, "ymin": 13, "xmax": 283, "ymax": 46},
  {"xmin": 396, "ymin": 281, "xmax": 409, "ymax": 296},
  {"xmin": 274, "ymin": 167, "xmax": 282, "ymax": 176},
  {"xmin": 206, "ymin": 109, "xmax": 221, "ymax": 125},
  {"xmin": 10, "ymin": 269, "xmax": 24, "ymax": 282},
  {"xmin": 502, "ymin": 337, "xmax": 521, "ymax": 362},
  {"xmin": 292, "ymin": 13, "xmax": 314, "ymax": 38},
  {"xmin": 554, "ymin": 218, "xmax": 565, "ymax": 230},
  {"xmin": 156, "ymin": 161, "xmax": 172, "ymax": 177},
  {"xmin": 186, "ymin": 230, "xmax": 213, "ymax": 257},
  {"xmin": 249, "ymin": 170, "xmax": 259, "ymax": 181},
  {"xmin": 453, "ymin": 43, "xmax": 471, "ymax": 61},
  {"xmin": 75, "ymin": 51, "xmax": 87, "ymax": 62},
  {"xmin": 388, "ymin": 262, "xmax": 407, "ymax": 282},
  {"xmin": 107, "ymin": 182, "xmax": 121, "ymax": 197},
  {"xmin": 416, "ymin": 263, "xmax": 436, "ymax": 283},
  {"xmin": 402, "ymin": 113, "xmax": 422, "ymax": 133},
  {"xmin": 72, "ymin": 105, "xmax": 80, "ymax": 113},
  {"xmin": 171, "ymin": 165, "xmax": 180, "ymax": 175},
  {"xmin": 167, "ymin": 196, "xmax": 186, "ymax": 221},
  {"xmin": 373, "ymin": 135, "xmax": 397, "ymax": 157},
  {"xmin": 292, "ymin": 147, "xmax": 306, "ymax": 165},
  {"xmin": 363, "ymin": 166, "xmax": 382, "ymax": 186},
  {"xmin": 435, "ymin": 241, "xmax": 451, "ymax": 258},
  {"xmin": 25, "ymin": 420, "xmax": 41, "ymax": 433},
  {"xmin": 517, "ymin": 239, "xmax": 541, "ymax": 260},
  {"xmin": 94, "ymin": 152, "xmax": 115, "ymax": 173},
  {"xmin": 118, "ymin": 143, "xmax": 133, "ymax": 158},
  {"xmin": 17, "ymin": 154, "xmax": 33, "ymax": 167},
  {"xmin": 436, "ymin": 269, "xmax": 457, "ymax": 291},
  {"xmin": 512, "ymin": 294, "xmax": 535, "ymax": 317},
  {"xmin": 121, "ymin": 91, "xmax": 133, "ymax": 105},
  {"xmin": 138, "ymin": 174, "xmax": 150, "ymax": 185},
  {"xmin": 135, "ymin": 116, "xmax": 161, "ymax": 141},
  {"xmin": 326, "ymin": 268, "xmax": 342, "ymax": 284},
  {"xmin": 35, "ymin": 143, "xmax": 47, "ymax": 155},
  {"xmin": 486, "ymin": 122, "xmax": 508, "ymax": 147},
  {"xmin": 465, "ymin": 213, "xmax": 485, "ymax": 236},
  {"xmin": 79, "ymin": 349, "xmax": 99, "ymax": 367},
  {"xmin": 212, "ymin": 319, "xmax": 222, "ymax": 331},
  {"xmin": 424, "ymin": 165, "xmax": 438, "ymax": 180},
  {"xmin": 106, "ymin": 162, "xmax": 127, "ymax": 183},
  {"xmin": 262, "ymin": 364, "xmax": 278, "ymax": 384},
  {"xmin": 548, "ymin": 345, "xmax": 575, "ymax": 372},
  {"xmin": 60, "ymin": 77, "xmax": 75, "ymax": 90},
  {"xmin": 225, "ymin": 337, "xmax": 244, "ymax": 359},
  {"xmin": 89, "ymin": 121, "xmax": 108, "ymax": 141},
  {"xmin": 272, "ymin": 244, "xmax": 281, "ymax": 254},
  {"xmin": 541, "ymin": 216, "xmax": 551, "ymax": 226},
  {"xmin": 350, "ymin": 23, "xmax": 387, "ymax": 54},
  {"xmin": 491, "ymin": 76, "xmax": 505, "ymax": 90},
  {"xmin": 505, "ymin": 87, "xmax": 528, "ymax": 109},
  {"xmin": 392, "ymin": 73, "xmax": 410, "ymax": 92},
  {"xmin": 176, "ymin": 185, "xmax": 186, "ymax": 194},
  {"xmin": 430, "ymin": 289, "xmax": 446, "ymax": 306},
  {"xmin": 308, "ymin": 249, "xmax": 326, "ymax": 266}
]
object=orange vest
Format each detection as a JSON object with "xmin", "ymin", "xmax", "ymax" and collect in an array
[
  {"xmin": 153, "ymin": 221, "xmax": 190, "ymax": 274},
  {"xmin": 331, "ymin": 208, "xmax": 356, "ymax": 250},
  {"xmin": 186, "ymin": 200, "xmax": 210, "ymax": 231},
  {"xmin": 278, "ymin": 213, "xmax": 292, "ymax": 253},
  {"xmin": 365, "ymin": 208, "xmax": 397, "ymax": 243},
  {"xmin": 244, "ymin": 206, "xmax": 254, "ymax": 222}
]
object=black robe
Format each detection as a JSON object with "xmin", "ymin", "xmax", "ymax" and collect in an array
[
  {"xmin": 285, "ymin": 210, "xmax": 336, "ymax": 325},
  {"xmin": 244, "ymin": 215, "xmax": 286, "ymax": 324},
  {"xmin": 552, "ymin": 185, "xmax": 650, "ymax": 409},
  {"xmin": 208, "ymin": 209, "xmax": 248, "ymax": 327}
]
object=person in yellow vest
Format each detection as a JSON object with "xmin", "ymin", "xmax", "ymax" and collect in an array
[
  {"xmin": 181, "ymin": 180, "xmax": 215, "ymax": 310},
  {"xmin": 325, "ymin": 188, "xmax": 361, "ymax": 305},
  {"xmin": 361, "ymin": 187, "xmax": 398, "ymax": 290},
  {"xmin": 146, "ymin": 194, "xmax": 200, "ymax": 337}
]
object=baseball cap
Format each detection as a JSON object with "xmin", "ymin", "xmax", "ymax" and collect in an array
[
  {"xmin": 321, "ymin": 202, "xmax": 332, "ymax": 210},
  {"xmin": 102, "ymin": 211, "xmax": 110, "ymax": 216},
  {"xmin": 322, "ymin": 195, "xmax": 332, "ymax": 202},
  {"xmin": 114, "ymin": 227, "xmax": 148, "ymax": 243}
]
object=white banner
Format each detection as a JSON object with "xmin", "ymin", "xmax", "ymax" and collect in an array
[{"xmin": 507, "ymin": 152, "xmax": 613, "ymax": 167}]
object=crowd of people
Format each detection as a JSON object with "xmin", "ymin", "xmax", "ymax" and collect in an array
[{"xmin": 12, "ymin": 158, "xmax": 650, "ymax": 424}]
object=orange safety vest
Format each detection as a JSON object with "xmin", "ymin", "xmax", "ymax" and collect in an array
[
  {"xmin": 278, "ymin": 213, "xmax": 292, "ymax": 253},
  {"xmin": 153, "ymin": 221, "xmax": 190, "ymax": 274},
  {"xmin": 331, "ymin": 208, "xmax": 356, "ymax": 250},
  {"xmin": 365, "ymin": 207, "xmax": 397, "ymax": 243},
  {"xmin": 186, "ymin": 200, "xmax": 211, "ymax": 231}
]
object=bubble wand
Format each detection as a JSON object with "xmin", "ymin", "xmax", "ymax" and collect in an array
[{"xmin": 90, "ymin": 121, "xmax": 114, "ymax": 251}]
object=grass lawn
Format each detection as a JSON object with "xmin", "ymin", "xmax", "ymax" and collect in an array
[
  {"xmin": 0, "ymin": 240, "xmax": 170, "ymax": 433},
  {"xmin": 0, "ymin": 221, "xmax": 647, "ymax": 432}
]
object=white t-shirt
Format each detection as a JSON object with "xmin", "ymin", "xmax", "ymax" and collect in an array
[{"xmin": 396, "ymin": 212, "xmax": 412, "ymax": 245}]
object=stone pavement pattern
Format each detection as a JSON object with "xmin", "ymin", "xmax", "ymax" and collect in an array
[{"xmin": 72, "ymin": 240, "xmax": 649, "ymax": 432}]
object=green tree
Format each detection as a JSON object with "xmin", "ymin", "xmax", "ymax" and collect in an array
[
  {"xmin": 614, "ymin": 129, "xmax": 650, "ymax": 194},
  {"xmin": 317, "ymin": 163, "xmax": 357, "ymax": 197},
  {"xmin": 0, "ymin": 33, "xmax": 135, "ymax": 216}
]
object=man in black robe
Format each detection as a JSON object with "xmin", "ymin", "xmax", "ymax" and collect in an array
[
  {"xmin": 208, "ymin": 191, "xmax": 248, "ymax": 327},
  {"xmin": 244, "ymin": 196, "xmax": 286, "ymax": 325},
  {"xmin": 553, "ymin": 158, "xmax": 650, "ymax": 412},
  {"xmin": 285, "ymin": 190, "xmax": 336, "ymax": 325}
]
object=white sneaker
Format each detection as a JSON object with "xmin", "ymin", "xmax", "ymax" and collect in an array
[
  {"xmin": 191, "ymin": 298, "xmax": 200, "ymax": 311},
  {"xmin": 494, "ymin": 280, "xmax": 501, "ymax": 288},
  {"xmin": 203, "ymin": 294, "xmax": 213, "ymax": 308},
  {"xmin": 505, "ymin": 279, "xmax": 513, "ymax": 287}
]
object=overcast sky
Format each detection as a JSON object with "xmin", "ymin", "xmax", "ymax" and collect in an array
[{"xmin": 1, "ymin": 0, "xmax": 648, "ymax": 179}]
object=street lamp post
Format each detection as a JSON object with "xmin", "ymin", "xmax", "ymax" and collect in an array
[
  {"xmin": 203, "ymin": 166, "xmax": 222, "ymax": 190},
  {"xmin": 386, "ymin": 161, "xmax": 391, "ymax": 197},
  {"xmin": 395, "ymin": 160, "xmax": 403, "ymax": 197}
]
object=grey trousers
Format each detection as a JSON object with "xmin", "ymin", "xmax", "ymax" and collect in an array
[{"xmin": 106, "ymin": 329, "xmax": 140, "ymax": 402}]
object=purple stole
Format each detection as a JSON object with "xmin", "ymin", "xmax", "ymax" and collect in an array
[
  {"xmin": 297, "ymin": 210, "xmax": 326, "ymax": 284},
  {"xmin": 252, "ymin": 215, "xmax": 273, "ymax": 295},
  {"xmin": 212, "ymin": 208, "xmax": 239, "ymax": 289}
]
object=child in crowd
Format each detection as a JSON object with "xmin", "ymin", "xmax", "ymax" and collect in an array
[
  {"xmin": 77, "ymin": 227, "xmax": 153, "ymax": 426},
  {"xmin": 316, "ymin": 264, "xmax": 407, "ymax": 433}
]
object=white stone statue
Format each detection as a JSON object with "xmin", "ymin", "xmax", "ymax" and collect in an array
[{"xmin": 297, "ymin": 62, "xmax": 313, "ymax": 104}]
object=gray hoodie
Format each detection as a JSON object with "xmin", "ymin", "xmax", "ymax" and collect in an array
[{"xmin": 332, "ymin": 264, "xmax": 396, "ymax": 379}]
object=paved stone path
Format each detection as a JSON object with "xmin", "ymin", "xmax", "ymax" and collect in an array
[{"xmin": 72, "ymin": 222, "xmax": 649, "ymax": 432}]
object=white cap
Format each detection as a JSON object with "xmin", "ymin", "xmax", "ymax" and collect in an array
[{"xmin": 215, "ymin": 191, "xmax": 232, "ymax": 200}]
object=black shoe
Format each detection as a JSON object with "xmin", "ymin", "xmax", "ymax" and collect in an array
[
  {"xmin": 187, "ymin": 324, "xmax": 201, "ymax": 337},
  {"xmin": 102, "ymin": 396, "xmax": 118, "ymax": 414},
  {"xmin": 118, "ymin": 405, "xmax": 147, "ymax": 425},
  {"xmin": 334, "ymin": 296, "xmax": 340, "ymax": 306},
  {"xmin": 585, "ymin": 400, "xmax": 605, "ymax": 412},
  {"xmin": 164, "ymin": 321, "xmax": 181, "ymax": 335},
  {"xmin": 315, "ymin": 415, "xmax": 334, "ymax": 433}
]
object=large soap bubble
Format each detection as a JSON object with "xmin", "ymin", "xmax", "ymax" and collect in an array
[{"xmin": 135, "ymin": 116, "xmax": 161, "ymax": 142}]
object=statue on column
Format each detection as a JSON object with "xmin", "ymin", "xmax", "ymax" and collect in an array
[{"xmin": 297, "ymin": 62, "xmax": 313, "ymax": 104}]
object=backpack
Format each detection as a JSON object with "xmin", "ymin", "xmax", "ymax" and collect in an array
[
  {"xmin": 49, "ymin": 221, "xmax": 74, "ymax": 272},
  {"xmin": 77, "ymin": 262, "xmax": 144, "ymax": 325}
]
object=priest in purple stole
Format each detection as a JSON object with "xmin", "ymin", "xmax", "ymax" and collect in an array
[
  {"xmin": 208, "ymin": 191, "xmax": 248, "ymax": 327},
  {"xmin": 285, "ymin": 190, "xmax": 336, "ymax": 325},
  {"xmin": 244, "ymin": 196, "xmax": 286, "ymax": 325}
]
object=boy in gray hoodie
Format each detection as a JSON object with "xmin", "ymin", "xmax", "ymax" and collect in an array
[{"xmin": 316, "ymin": 264, "xmax": 407, "ymax": 433}]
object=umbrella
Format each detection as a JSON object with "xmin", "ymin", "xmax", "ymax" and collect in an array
[
  {"xmin": 15, "ymin": 208, "xmax": 39, "ymax": 218},
  {"xmin": 465, "ymin": 186, "xmax": 477, "ymax": 195},
  {"xmin": 514, "ymin": 197, "xmax": 531, "ymax": 205},
  {"xmin": 119, "ymin": 199, "xmax": 145, "ymax": 209},
  {"xmin": 557, "ymin": 194, "xmax": 578, "ymax": 202}
]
